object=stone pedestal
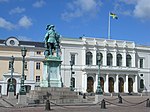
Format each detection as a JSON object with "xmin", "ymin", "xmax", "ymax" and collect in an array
[
  {"xmin": 94, "ymin": 94, "xmax": 103, "ymax": 104},
  {"xmin": 17, "ymin": 95, "xmax": 27, "ymax": 105},
  {"xmin": 40, "ymin": 56, "xmax": 62, "ymax": 87},
  {"xmin": 7, "ymin": 92, "xmax": 15, "ymax": 99}
]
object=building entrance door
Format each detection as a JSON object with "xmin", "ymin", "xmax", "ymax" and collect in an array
[
  {"xmin": 100, "ymin": 77, "xmax": 104, "ymax": 91},
  {"xmin": 109, "ymin": 77, "xmax": 114, "ymax": 93},
  {"xmin": 119, "ymin": 77, "xmax": 124, "ymax": 93},
  {"xmin": 128, "ymin": 78, "xmax": 133, "ymax": 93},
  {"xmin": 7, "ymin": 78, "xmax": 16, "ymax": 95},
  {"xmin": 87, "ymin": 77, "xmax": 94, "ymax": 93}
]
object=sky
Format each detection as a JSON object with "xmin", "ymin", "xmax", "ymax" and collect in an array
[{"xmin": 0, "ymin": 0, "xmax": 150, "ymax": 45}]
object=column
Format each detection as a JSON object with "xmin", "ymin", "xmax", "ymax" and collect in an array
[
  {"xmin": 133, "ymin": 75, "xmax": 138, "ymax": 93},
  {"xmin": 125, "ymin": 75, "xmax": 128, "ymax": 93},
  {"xmin": 95, "ymin": 73, "xmax": 98, "ymax": 92},
  {"xmin": 61, "ymin": 48, "xmax": 65, "ymax": 64},
  {"xmin": 122, "ymin": 49, "xmax": 126, "ymax": 67},
  {"xmin": 82, "ymin": 72, "xmax": 87, "ymax": 93},
  {"xmin": 82, "ymin": 46, "xmax": 86, "ymax": 65},
  {"xmin": 103, "ymin": 48, "xmax": 107, "ymax": 66},
  {"xmin": 132, "ymin": 50, "xmax": 136, "ymax": 67},
  {"xmin": 113, "ymin": 49, "xmax": 117, "ymax": 66},
  {"xmin": 93, "ymin": 47, "xmax": 97, "ymax": 65},
  {"xmin": 114, "ymin": 74, "xmax": 119, "ymax": 93},
  {"xmin": 29, "ymin": 61, "xmax": 34, "ymax": 80},
  {"xmin": 104, "ymin": 74, "xmax": 109, "ymax": 93}
]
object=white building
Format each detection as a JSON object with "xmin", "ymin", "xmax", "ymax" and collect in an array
[
  {"xmin": 61, "ymin": 37, "xmax": 150, "ymax": 94},
  {"xmin": 0, "ymin": 36, "xmax": 149, "ymax": 95}
]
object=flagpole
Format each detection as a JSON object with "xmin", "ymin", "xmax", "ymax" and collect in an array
[{"xmin": 108, "ymin": 12, "xmax": 111, "ymax": 39}]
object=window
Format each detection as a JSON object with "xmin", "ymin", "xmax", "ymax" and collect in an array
[
  {"xmin": 96, "ymin": 52, "xmax": 103, "ymax": 65},
  {"xmin": 107, "ymin": 53, "xmax": 113, "ymax": 66},
  {"xmin": 117, "ymin": 54, "xmax": 122, "ymax": 66},
  {"xmin": 71, "ymin": 54, "xmax": 75, "ymax": 65},
  {"xmin": 140, "ymin": 74, "xmax": 143, "ymax": 77},
  {"xmin": 86, "ymin": 52, "xmax": 93, "ymax": 65},
  {"xmin": 36, "ymin": 62, "xmax": 40, "ymax": 70},
  {"xmin": 140, "ymin": 79, "xmax": 144, "ymax": 89},
  {"xmin": 8, "ymin": 61, "xmax": 11, "ymax": 70},
  {"xmin": 10, "ymin": 40, "xmax": 15, "ymax": 45},
  {"xmin": 140, "ymin": 59, "xmax": 144, "ymax": 68},
  {"xmin": 24, "ymin": 75, "xmax": 27, "ymax": 80},
  {"xmin": 126, "ymin": 54, "xmax": 131, "ymax": 67},
  {"xmin": 72, "ymin": 77, "xmax": 75, "ymax": 88},
  {"xmin": 24, "ymin": 62, "xmax": 27, "ymax": 70},
  {"xmin": 36, "ymin": 76, "xmax": 40, "ymax": 82},
  {"xmin": 37, "ymin": 51, "xmax": 41, "ymax": 55}
]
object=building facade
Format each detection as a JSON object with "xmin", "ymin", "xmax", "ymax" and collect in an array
[{"xmin": 0, "ymin": 36, "xmax": 149, "ymax": 95}]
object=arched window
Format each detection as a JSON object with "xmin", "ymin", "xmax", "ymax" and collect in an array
[
  {"xmin": 96, "ymin": 52, "xmax": 103, "ymax": 65},
  {"xmin": 126, "ymin": 54, "xmax": 131, "ymax": 67},
  {"xmin": 72, "ymin": 77, "xmax": 75, "ymax": 88},
  {"xmin": 117, "ymin": 54, "xmax": 122, "ymax": 66},
  {"xmin": 107, "ymin": 53, "xmax": 113, "ymax": 66},
  {"xmin": 86, "ymin": 52, "xmax": 93, "ymax": 65},
  {"xmin": 140, "ymin": 79, "xmax": 144, "ymax": 89}
]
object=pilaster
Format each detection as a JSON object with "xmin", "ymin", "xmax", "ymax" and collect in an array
[
  {"xmin": 113, "ymin": 49, "xmax": 117, "ymax": 66},
  {"xmin": 123, "ymin": 49, "xmax": 126, "ymax": 67},
  {"xmin": 133, "ymin": 75, "xmax": 138, "ymax": 93},
  {"xmin": 104, "ymin": 74, "xmax": 109, "ymax": 93},
  {"xmin": 93, "ymin": 47, "xmax": 97, "ymax": 65},
  {"xmin": 114, "ymin": 74, "xmax": 119, "ymax": 93},
  {"xmin": 103, "ymin": 48, "xmax": 107, "ymax": 66},
  {"xmin": 132, "ymin": 50, "xmax": 136, "ymax": 67},
  {"xmin": 125, "ymin": 75, "xmax": 129, "ymax": 93},
  {"xmin": 82, "ymin": 46, "xmax": 86, "ymax": 65}
]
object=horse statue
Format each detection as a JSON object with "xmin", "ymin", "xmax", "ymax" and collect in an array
[{"xmin": 44, "ymin": 25, "xmax": 60, "ymax": 56}]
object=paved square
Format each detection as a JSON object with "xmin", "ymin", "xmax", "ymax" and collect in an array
[{"xmin": 0, "ymin": 96, "xmax": 150, "ymax": 112}]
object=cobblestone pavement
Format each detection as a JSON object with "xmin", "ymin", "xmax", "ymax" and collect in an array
[{"xmin": 0, "ymin": 96, "xmax": 150, "ymax": 112}]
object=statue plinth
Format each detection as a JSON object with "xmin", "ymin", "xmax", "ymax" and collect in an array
[{"xmin": 40, "ymin": 55, "xmax": 62, "ymax": 87}]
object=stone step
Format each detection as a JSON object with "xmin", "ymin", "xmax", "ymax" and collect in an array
[
  {"xmin": 27, "ymin": 87, "xmax": 81, "ymax": 104},
  {"xmin": 0, "ymin": 99, "xmax": 13, "ymax": 108}
]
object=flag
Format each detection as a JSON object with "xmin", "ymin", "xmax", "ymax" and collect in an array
[{"xmin": 110, "ymin": 12, "xmax": 118, "ymax": 19}]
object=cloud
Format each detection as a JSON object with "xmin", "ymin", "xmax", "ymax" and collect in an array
[
  {"xmin": 0, "ymin": 17, "xmax": 16, "ymax": 30},
  {"xmin": 33, "ymin": 0, "xmax": 45, "ymax": 8},
  {"xmin": 61, "ymin": 0, "xmax": 102, "ymax": 21},
  {"xmin": 119, "ymin": 0, "xmax": 138, "ymax": 5},
  {"xmin": 0, "ymin": 0, "xmax": 9, "ymax": 2},
  {"xmin": 9, "ymin": 7, "xmax": 25, "ymax": 15},
  {"xmin": 113, "ymin": 2, "xmax": 132, "ymax": 16},
  {"xmin": 17, "ymin": 36, "xmax": 33, "ymax": 41},
  {"xmin": 118, "ymin": 0, "xmax": 150, "ymax": 20},
  {"xmin": 0, "ymin": 16, "xmax": 33, "ymax": 30},
  {"xmin": 18, "ymin": 16, "xmax": 32, "ymax": 28},
  {"xmin": 133, "ymin": 0, "xmax": 150, "ymax": 19}
]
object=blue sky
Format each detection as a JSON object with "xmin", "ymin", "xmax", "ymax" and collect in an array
[{"xmin": 0, "ymin": 0, "xmax": 150, "ymax": 45}]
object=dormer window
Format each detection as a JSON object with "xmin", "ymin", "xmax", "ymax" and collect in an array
[
  {"xmin": 10, "ymin": 40, "xmax": 15, "ymax": 45},
  {"xmin": 5, "ymin": 37, "xmax": 19, "ymax": 46}
]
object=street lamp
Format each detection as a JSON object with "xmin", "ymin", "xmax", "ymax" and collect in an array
[
  {"xmin": 19, "ymin": 47, "xmax": 27, "ymax": 95},
  {"xmin": 70, "ymin": 60, "xmax": 74, "ymax": 91},
  {"xmin": 96, "ymin": 52, "xmax": 103, "ymax": 94},
  {"xmin": 8, "ymin": 56, "xmax": 15, "ymax": 92}
]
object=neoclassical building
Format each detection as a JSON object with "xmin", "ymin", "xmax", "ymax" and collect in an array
[{"xmin": 0, "ymin": 36, "xmax": 149, "ymax": 95}]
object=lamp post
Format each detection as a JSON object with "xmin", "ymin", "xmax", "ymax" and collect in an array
[
  {"xmin": 8, "ymin": 56, "xmax": 15, "ymax": 92},
  {"xmin": 19, "ymin": 47, "xmax": 27, "ymax": 95},
  {"xmin": 70, "ymin": 60, "xmax": 74, "ymax": 91},
  {"xmin": 96, "ymin": 52, "xmax": 103, "ymax": 94}
]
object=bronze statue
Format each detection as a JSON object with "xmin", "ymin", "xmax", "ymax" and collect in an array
[{"xmin": 44, "ymin": 25, "xmax": 60, "ymax": 56}]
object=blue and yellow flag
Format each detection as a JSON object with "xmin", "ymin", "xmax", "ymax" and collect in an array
[{"xmin": 110, "ymin": 12, "xmax": 118, "ymax": 19}]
